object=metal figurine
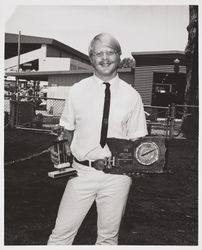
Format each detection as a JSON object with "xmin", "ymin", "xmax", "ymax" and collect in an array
[{"xmin": 48, "ymin": 126, "xmax": 77, "ymax": 179}]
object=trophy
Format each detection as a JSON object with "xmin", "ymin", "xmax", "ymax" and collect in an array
[{"xmin": 48, "ymin": 126, "xmax": 77, "ymax": 179}]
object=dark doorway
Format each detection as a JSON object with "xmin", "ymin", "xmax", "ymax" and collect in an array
[{"xmin": 152, "ymin": 72, "xmax": 186, "ymax": 107}]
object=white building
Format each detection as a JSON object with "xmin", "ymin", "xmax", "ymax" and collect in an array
[{"xmin": 5, "ymin": 33, "xmax": 92, "ymax": 100}]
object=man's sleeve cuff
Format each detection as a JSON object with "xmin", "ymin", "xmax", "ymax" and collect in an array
[{"xmin": 59, "ymin": 121, "xmax": 75, "ymax": 131}]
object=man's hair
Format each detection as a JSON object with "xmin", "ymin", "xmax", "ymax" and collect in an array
[{"xmin": 88, "ymin": 33, "xmax": 122, "ymax": 58}]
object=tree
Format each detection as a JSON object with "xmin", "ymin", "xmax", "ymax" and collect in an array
[
  {"xmin": 119, "ymin": 57, "xmax": 136, "ymax": 68},
  {"xmin": 181, "ymin": 5, "xmax": 198, "ymax": 139},
  {"xmin": 184, "ymin": 5, "xmax": 198, "ymax": 105}
]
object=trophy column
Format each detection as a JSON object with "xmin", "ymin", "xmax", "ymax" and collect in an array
[{"xmin": 48, "ymin": 127, "xmax": 77, "ymax": 179}]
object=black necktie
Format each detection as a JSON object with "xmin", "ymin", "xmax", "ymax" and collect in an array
[{"xmin": 100, "ymin": 82, "xmax": 111, "ymax": 148}]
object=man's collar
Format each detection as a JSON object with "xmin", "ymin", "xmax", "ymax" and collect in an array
[{"xmin": 93, "ymin": 74, "xmax": 119, "ymax": 87}]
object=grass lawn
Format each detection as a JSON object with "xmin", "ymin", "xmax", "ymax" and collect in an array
[{"xmin": 4, "ymin": 128, "xmax": 198, "ymax": 245}]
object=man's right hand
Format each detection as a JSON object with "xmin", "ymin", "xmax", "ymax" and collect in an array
[
  {"xmin": 49, "ymin": 145, "xmax": 60, "ymax": 165},
  {"xmin": 49, "ymin": 141, "xmax": 72, "ymax": 165}
]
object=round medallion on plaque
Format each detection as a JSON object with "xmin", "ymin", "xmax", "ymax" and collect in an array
[{"xmin": 135, "ymin": 142, "xmax": 159, "ymax": 166}]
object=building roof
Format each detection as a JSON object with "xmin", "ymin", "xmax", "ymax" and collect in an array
[
  {"xmin": 5, "ymin": 70, "xmax": 92, "ymax": 81},
  {"xmin": 5, "ymin": 68, "xmax": 132, "ymax": 81},
  {"xmin": 131, "ymin": 50, "xmax": 186, "ymax": 66},
  {"xmin": 5, "ymin": 33, "xmax": 90, "ymax": 64}
]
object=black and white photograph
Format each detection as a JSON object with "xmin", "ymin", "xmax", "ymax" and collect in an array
[{"xmin": 2, "ymin": 0, "xmax": 199, "ymax": 248}]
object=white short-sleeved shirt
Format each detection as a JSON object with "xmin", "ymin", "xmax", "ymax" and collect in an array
[{"xmin": 60, "ymin": 74, "xmax": 148, "ymax": 161}]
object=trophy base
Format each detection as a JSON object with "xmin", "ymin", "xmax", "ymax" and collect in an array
[
  {"xmin": 54, "ymin": 162, "xmax": 71, "ymax": 169},
  {"xmin": 48, "ymin": 168, "xmax": 77, "ymax": 179}
]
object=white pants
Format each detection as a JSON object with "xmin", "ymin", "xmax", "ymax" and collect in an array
[{"xmin": 47, "ymin": 161, "xmax": 132, "ymax": 245}]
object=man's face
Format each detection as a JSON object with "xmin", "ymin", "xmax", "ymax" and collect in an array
[{"xmin": 90, "ymin": 41, "xmax": 120, "ymax": 81}]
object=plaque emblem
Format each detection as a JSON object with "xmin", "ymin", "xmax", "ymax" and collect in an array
[{"xmin": 135, "ymin": 141, "xmax": 159, "ymax": 166}]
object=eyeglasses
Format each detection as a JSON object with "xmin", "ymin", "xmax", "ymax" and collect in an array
[{"xmin": 93, "ymin": 50, "xmax": 117, "ymax": 58}]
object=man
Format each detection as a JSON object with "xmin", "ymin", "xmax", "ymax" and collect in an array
[{"xmin": 47, "ymin": 33, "xmax": 148, "ymax": 245}]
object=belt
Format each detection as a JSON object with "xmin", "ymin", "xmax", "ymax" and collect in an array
[{"xmin": 74, "ymin": 157, "xmax": 115, "ymax": 171}]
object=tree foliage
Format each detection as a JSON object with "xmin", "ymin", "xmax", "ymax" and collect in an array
[
  {"xmin": 119, "ymin": 57, "xmax": 135, "ymax": 68},
  {"xmin": 184, "ymin": 5, "xmax": 198, "ymax": 105},
  {"xmin": 182, "ymin": 5, "xmax": 198, "ymax": 139}
]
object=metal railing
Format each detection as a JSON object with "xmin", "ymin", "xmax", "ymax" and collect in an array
[
  {"xmin": 174, "ymin": 104, "xmax": 198, "ymax": 139},
  {"xmin": 144, "ymin": 105, "xmax": 170, "ymax": 137},
  {"xmin": 4, "ymin": 94, "xmax": 65, "ymax": 130},
  {"xmin": 4, "ymin": 94, "xmax": 199, "ymax": 139}
]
